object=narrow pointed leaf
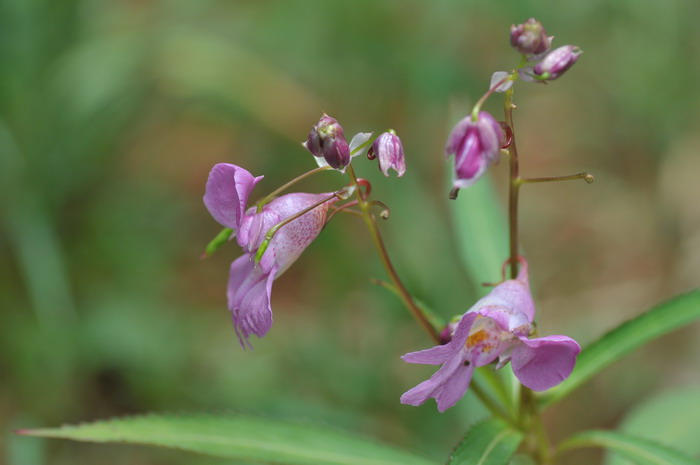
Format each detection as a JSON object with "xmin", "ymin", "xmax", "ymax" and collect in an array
[
  {"xmin": 604, "ymin": 386, "xmax": 700, "ymax": 465},
  {"xmin": 539, "ymin": 290, "xmax": 700, "ymax": 408},
  {"xmin": 19, "ymin": 413, "xmax": 438, "ymax": 465},
  {"xmin": 558, "ymin": 430, "xmax": 698, "ymax": 465},
  {"xmin": 447, "ymin": 418, "xmax": 523, "ymax": 465}
]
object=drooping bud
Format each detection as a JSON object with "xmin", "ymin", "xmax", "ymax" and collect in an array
[
  {"xmin": 510, "ymin": 18, "xmax": 552, "ymax": 55},
  {"xmin": 445, "ymin": 112, "xmax": 504, "ymax": 189},
  {"xmin": 533, "ymin": 45, "xmax": 582, "ymax": 80},
  {"xmin": 303, "ymin": 114, "xmax": 351, "ymax": 170},
  {"xmin": 372, "ymin": 131, "xmax": 406, "ymax": 177}
]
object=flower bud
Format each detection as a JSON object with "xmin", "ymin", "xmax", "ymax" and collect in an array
[
  {"xmin": 445, "ymin": 111, "xmax": 504, "ymax": 189},
  {"xmin": 372, "ymin": 131, "xmax": 406, "ymax": 177},
  {"xmin": 303, "ymin": 114, "xmax": 351, "ymax": 170},
  {"xmin": 510, "ymin": 18, "xmax": 551, "ymax": 55},
  {"xmin": 533, "ymin": 45, "xmax": 582, "ymax": 80}
]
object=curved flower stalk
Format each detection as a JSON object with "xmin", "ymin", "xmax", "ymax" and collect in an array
[
  {"xmin": 400, "ymin": 259, "xmax": 580, "ymax": 412},
  {"xmin": 204, "ymin": 163, "xmax": 336, "ymax": 348}
]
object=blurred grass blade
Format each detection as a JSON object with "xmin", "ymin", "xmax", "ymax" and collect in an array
[
  {"xmin": 19, "ymin": 413, "xmax": 438, "ymax": 465},
  {"xmin": 539, "ymin": 290, "xmax": 700, "ymax": 408},
  {"xmin": 605, "ymin": 387, "xmax": 700, "ymax": 465},
  {"xmin": 449, "ymin": 174, "xmax": 509, "ymax": 294},
  {"xmin": 558, "ymin": 430, "xmax": 698, "ymax": 465},
  {"xmin": 446, "ymin": 418, "xmax": 523, "ymax": 465}
]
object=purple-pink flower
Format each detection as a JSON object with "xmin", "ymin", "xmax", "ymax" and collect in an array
[
  {"xmin": 533, "ymin": 45, "xmax": 582, "ymax": 80},
  {"xmin": 400, "ymin": 259, "xmax": 580, "ymax": 412},
  {"xmin": 510, "ymin": 18, "xmax": 552, "ymax": 55},
  {"xmin": 372, "ymin": 131, "xmax": 406, "ymax": 177},
  {"xmin": 204, "ymin": 163, "xmax": 335, "ymax": 347},
  {"xmin": 445, "ymin": 111, "xmax": 504, "ymax": 189},
  {"xmin": 303, "ymin": 114, "xmax": 351, "ymax": 170}
]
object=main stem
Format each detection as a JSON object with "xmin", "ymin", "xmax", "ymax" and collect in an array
[
  {"xmin": 505, "ymin": 88, "xmax": 552, "ymax": 464},
  {"xmin": 346, "ymin": 165, "xmax": 441, "ymax": 343}
]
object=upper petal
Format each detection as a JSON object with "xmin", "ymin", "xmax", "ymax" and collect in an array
[
  {"xmin": 204, "ymin": 164, "xmax": 263, "ymax": 230},
  {"xmin": 511, "ymin": 335, "xmax": 581, "ymax": 391},
  {"xmin": 469, "ymin": 259, "xmax": 535, "ymax": 324}
]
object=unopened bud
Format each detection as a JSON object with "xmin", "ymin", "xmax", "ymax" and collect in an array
[
  {"xmin": 303, "ymin": 114, "xmax": 351, "ymax": 170},
  {"xmin": 510, "ymin": 18, "xmax": 552, "ymax": 55},
  {"xmin": 533, "ymin": 45, "xmax": 582, "ymax": 80}
]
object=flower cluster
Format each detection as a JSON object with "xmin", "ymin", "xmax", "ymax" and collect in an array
[
  {"xmin": 203, "ymin": 18, "xmax": 584, "ymax": 415},
  {"xmin": 446, "ymin": 18, "xmax": 581, "ymax": 189},
  {"xmin": 204, "ymin": 115, "xmax": 407, "ymax": 347}
]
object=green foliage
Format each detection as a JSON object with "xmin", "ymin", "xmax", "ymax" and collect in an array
[
  {"xmin": 558, "ymin": 430, "xmax": 698, "ymax": 465},
  {"xmin": 539, "ymin": 290, "xmax": 700, "ymax": 407},
  {"xmin": 605, "ymin": 386, "xmax": 700, "ymax": 465},
  {"xmin": 449, "ymin": 174, "xmax": 509, "ymax": 294},
  {"xmin": 446, "ymin": 419, "xmax": 523, "ymax": 465},
  {"xmin": 21, "ymin": 413, "xmax": 438, "ymax": 465}
]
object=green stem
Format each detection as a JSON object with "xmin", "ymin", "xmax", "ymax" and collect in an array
[
  {"xmin": 505, "ymin": 87, "xmax": 520, "ymax": 280},
  {"xmin": 257, "ymin": 165, "xmax": 332, "ymax": 212},
  {"xmin": 471, "ymin": 380, "xmax": 519, "ymax": 427},
  {"xmin": 518, "ymin": 172, "xmax": 594, "ymax": 185},
  {"xmin": 347, "ymin": 165, "xmax": 441, "ymax": 343},
  {"xmin": 506, "ymin": 82, "xmax": 553, "ymax": 465}
]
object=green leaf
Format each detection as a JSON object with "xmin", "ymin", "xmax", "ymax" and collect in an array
[
  {"xmin": 447, "ymin": 418, "xmax": 523, "ymax": 465},
  {"xmin": 539, "ymin": 290, "xmax": 700, "ymax": 408},
  {"xmin": 605, "ymin": 386, "xmax": 700, "ymax": 465},
  {"xmin": 19, "ymin": 413, "xmax": 437, "ymax": 465},
  {"xmin": 558, "ymin": 430, "xmax": 698, "ymax": 465},
  {"xmin": 449, "ymin": 174, "xmax": 509, "ymax": 294}
]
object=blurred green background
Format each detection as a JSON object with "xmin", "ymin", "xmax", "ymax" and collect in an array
[{"xmin": 2, "ymin": 0, "xmax": 699, "ymax": 464}]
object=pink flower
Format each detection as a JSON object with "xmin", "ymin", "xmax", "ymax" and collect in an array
[
  {"xmin": 400, "ymin": 259, "xmax": 580, "ymax": 412},
  {"xmin": 372, "ymin": 131, "xmax": 406, "ymax": 177},
  {"xmin": 204, "ymin": 163, "xmax": 335, "ymax": 347},
  {"xmin": 533, "ymin": 45, "xmax": 582, "ymax": 80},
  {"xmin": 445, "ymin": 111, "xmax": 504, "ymax": 189},
  {"xmin": 303, "ymin": 114, "xmax": 351, "ymax": 170}
]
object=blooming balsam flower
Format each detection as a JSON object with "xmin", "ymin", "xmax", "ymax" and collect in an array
[
  {"xmin": 445, "ymin": 111, "xmax": 504, "ymax": 189},
  {"xmin": 204, "ymin": 163, "xmax": 335, "ymax": 348},
  {"xmin": 372, "ymin": 131, "xmax": 406, "ymax": 177},
  {"xmin": 400, "ymin": 259, "xmax": 580, "ymax": 412}
]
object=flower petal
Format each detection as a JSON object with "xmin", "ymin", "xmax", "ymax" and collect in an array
[
  {"xmin": 227, "ymin": 254, "xmax": 278, "ymax": 348},
  {"xmin": 402, "ymin": 313, "xmax": 477, "ymax": 364},
  {"xmin": 402, "ymin": 344, "xmax": 455, "ymax": 365},
  {"xmin": 400, "ymin": 354, "xmax": 472, "ymax": 411},
  {"xmin": 511, "ymin": 335, "xmax": 580, "ymax": 391},
  {"xmin": 436, "ymin": 361, "xmax": 475, "ymax": 412},
  {"xmin": 204, "ymin": 164, "xmax": 263, "ymax": 230}
]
